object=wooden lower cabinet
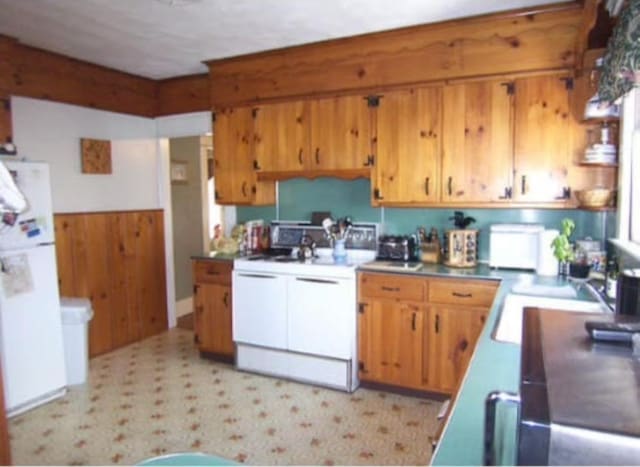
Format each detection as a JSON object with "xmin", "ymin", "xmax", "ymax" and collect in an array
[
  {"xmin": 425, "ymin": 305, "xmax": 488, "ymax": 393},
  {"xmin": 358, "ymin": 272, "xmax": 496, "ymax": 394},
  {"xmin": 358, "ymin": 300, "xmax": 425, "ymax": 389},
  {"xmin": 192, "ymin": 260, "xmax": 234, "ymax": 359}
]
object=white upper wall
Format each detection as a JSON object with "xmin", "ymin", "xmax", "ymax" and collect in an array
[
  {"xmin": 11, "ymin": 96, "xmax": 160, "ymax": 213},
  {"xmin": 156, "ymin": 112, "xmax": 211, "ymax": 138}
]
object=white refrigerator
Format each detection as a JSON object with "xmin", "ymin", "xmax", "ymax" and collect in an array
[{"xmin": 0, "ymin": 160, "xmax": 67, "ymax": 417}]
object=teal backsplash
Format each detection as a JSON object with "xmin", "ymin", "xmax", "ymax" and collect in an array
[{"xmin": 237, "ymin": 178, "xmax": 615, "ymax": 260}]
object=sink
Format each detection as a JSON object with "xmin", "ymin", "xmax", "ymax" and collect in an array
[{"xmin": 493, "ymin": 293, "xmax": 605, "ymax": 345}]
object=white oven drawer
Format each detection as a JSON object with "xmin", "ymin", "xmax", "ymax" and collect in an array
[
  {"xmin": 286, "ymin": 275, "xmax": 354, "ymax": 359},
  {"xmin": 232, "ymin": 271, "xmax": 288, "ymax": 350}
]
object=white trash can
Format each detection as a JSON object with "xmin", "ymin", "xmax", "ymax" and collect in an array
[{"xmin": 60, "ymin": 297, "xmax": 94, "ymax": 385}]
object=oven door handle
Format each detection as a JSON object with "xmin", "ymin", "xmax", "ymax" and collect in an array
[
  {"xmin": 295, "ymin": 277, "xmax": 339, "ymax": 285},
  {"xmin": 484, "ymin": 390, "xmax": 520, "ymax": 466},
  {"xmin": 237, "ymin": 273, "xmax": 278, "ymax": 279}
]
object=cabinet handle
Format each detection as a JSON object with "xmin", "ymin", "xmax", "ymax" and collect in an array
[
  {"xmin": 296, "ymin": 277, "xmax": 339, "ymax": 285},
  {"xmin": 315, "ymin": 147, "xmax": 320, "ymax": 165},
  {"xmin": 241, "ymin": 181, "xmax": 248, "ymax": 197},
  {"xmin": 411, "ymin": 312, "xmax": 416, "ymax": 331},
  {"xmin": 435, "ymin": 314, "xmax": 440, "ymax": 334},
  {"xmin": 452, "ymin": 292, "xmax": 472, "ymax": 298},
  {"xmin": 425, "ymin": 177, "xmax": 430, "ymax": 196},
  {"xmin": 484, "ymin": 391, "xmax": 521, "ymax": 466},
  {"xmin": 298, "ymin": 148, "xmax": 303, "ymax": 165},
  {"xmin": 196, "ymin": 305, "xmax": 204, "ymax": 315},
  {"xmin": 238, "ymin": 273, "xmax": 277, "ymax": 279},
  {"xmin": 253, "ymin": 160, "xmax": 261, "ymax": 170},
  {"xmin": 521, "ymin": 175, "xmax": 526, "ymax": 195},
  {"xmin": 223, "ymin": 291, "xmax": 228, "ymax": 307},
  {"xmin": 448, "ymin": 177, "xmax": 453, "ymax": 196},
  {"xmin": 381, "ymin": 286, "xmax": 400, "ymax": 292}
]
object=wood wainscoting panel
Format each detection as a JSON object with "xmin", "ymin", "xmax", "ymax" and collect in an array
[{"xmin": 54, "ymin": 210, "xmax": 168, "ymax": 357}]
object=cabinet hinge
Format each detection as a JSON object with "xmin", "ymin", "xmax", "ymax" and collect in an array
[
  {"xmin": 193, "ymin": 284, "xmax": 199, "ymax": 294},
  {"xmin": 363, "ymin": 154, "xmax": 375, "ymax": 167},
  {"xmin": 501, "ymin": 82, "xmax": 515, "ymax": 96},
  {"xmin": 365, "ymin": 95, "xmax": 381, "ymax": 107},
  {"xmin": 253, "ymin": 160, "xmax": 261, "ymax": 170},
  {"xmin": 211, "ymin": 112, "xmax": 216, "ymax": 123},
  {"xmin": 358, "ymin": 303, "xmax": 366, "ymax": 314},
  {"xmin": 373, "ymin": 188, "xmax": 384, "ymax": 200},
  {"xmin": 561, "ymin": 77, "xmax": 574, "ymax": 90},
  {"xmin": 358, "ymin": 361, "xmax": 366, "ymax": 372},
  {"xmin": 252, "ymin": 108, "xmax": 259, "ymax": 118},
  {"xmin": 194, "ymin": 333, "xmax": 200, "ymax": 345},
  {"xmin": 214, "ymin": 190, "xmax": 220, "ymax": 200},
  {"xmin": 555, "ymin": 186, "xmax": 572, "ymax": 200},
  {"xmin": 1, "ymin": 98, "xmax": 10, "ymax": 111}
]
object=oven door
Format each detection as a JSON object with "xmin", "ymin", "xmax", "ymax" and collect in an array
[
  {"xmin": 232, "ymin": 271, "xmax": 288, "ymax": 349},
  {"xmin": 286, "ymin": 275, "xmax": 354, "ymax": 359}
]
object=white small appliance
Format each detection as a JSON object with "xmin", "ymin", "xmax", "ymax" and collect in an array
[
  {"xmin": 0, "ymin": 160, "xmax": 67, "ymax": 416},
  {"xmin": 489, "ymin": 224, "xmax": 544, "ymax": 270}
]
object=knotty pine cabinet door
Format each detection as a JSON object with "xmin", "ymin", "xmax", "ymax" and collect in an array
[
  {"xmin": 254, "ymin": 100, "xmax": 310, "ymax": 172},
  {"xmin": 374, "ymin": 87, "xmax": 441, "ymax": 204},
  {"xmin": 512, "ymin": 75, "xmax": 573, "ymax": 203},
  {"xmin": 213, "ymin": 107, "xmax": 274, "ymax": 205},
  {"xmin": 358, "ymin": 300, "xmax": 425, "ymax": 389},
  {"xmin": 309, "ymin": 95, "xmax": 372, "ymax": 170},
  {"xmin": 426, "ymin": 305, "xmax": 487, "ymax": 393},
  {"xmin": 441, "ymin": 81, "xmax": 514, "ymax": 203},
  {"xmin": 194, "ymin": 283, "xmax": 233, "ymax": 357}
]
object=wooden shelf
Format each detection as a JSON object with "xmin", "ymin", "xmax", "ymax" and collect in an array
[
  {"xmin": 577, "ymin": 205, "xmax": 616, "ymax": 211},
  {"xmin": 578, "ymin": 161, "xmax": 618, "ymax": 167}
]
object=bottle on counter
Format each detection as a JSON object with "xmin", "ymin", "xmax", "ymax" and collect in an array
[{"xmin": 606, "ymin": 256, "xmax": 619, "ymax": 299}]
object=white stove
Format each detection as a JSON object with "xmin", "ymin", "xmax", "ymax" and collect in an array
[{"xmin": 232, "ymin": 222, "xmax": 377, "ymax": 392}]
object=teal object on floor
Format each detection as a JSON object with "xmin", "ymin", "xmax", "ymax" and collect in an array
[{"xmin": 137, "ymin": 452, "xmax": 237, "ymax": 466}]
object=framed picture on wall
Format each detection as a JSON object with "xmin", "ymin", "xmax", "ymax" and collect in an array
[{"xmin": 170, "ymin": 160, "xmax": 188, "ymax": 184}]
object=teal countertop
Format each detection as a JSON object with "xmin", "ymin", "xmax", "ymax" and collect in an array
[
  {"xmin": 191, "ymin": 252, "xmax": 239, "ymax": 262},
  {"xmin": 429, "ymin": 269, "xmax": 600, "ymax": 466}
]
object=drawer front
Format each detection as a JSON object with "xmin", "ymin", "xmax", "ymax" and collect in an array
[
  {"xmin": 193, "ymin": 260, "xmax": 232, "ymax": 285},
  {"xmin": 359, "ymin": 272, "xmax": 426, "ymax": 302},
  {"xmin": 428, "ymin": 279, "xmax": 498, "ymax": 307}
]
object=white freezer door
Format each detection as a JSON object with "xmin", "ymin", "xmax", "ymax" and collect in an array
[
  {"xmin": 0, "ymin": 161, "xmax": 55, "ymax": 249},
  {"xmin": 232, "ymin": 271, "xmax": 288, "ymax": 349},
  {"xmin": 0, "ymin": 244, "xmax": 67, "ymax": 412},
  {"xmin": 287, "ymin": 275, "xmax": 353, "ymax": 359}
]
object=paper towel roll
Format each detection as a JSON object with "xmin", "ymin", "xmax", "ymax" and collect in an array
[{"xmin": 536, "ymin": 229, "xmax": 559, "ymax": 276}]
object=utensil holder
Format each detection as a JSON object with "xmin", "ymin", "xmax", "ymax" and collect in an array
[{"xmin": 333, "ymin": 238, "xmax": 347, "ymax": 261}]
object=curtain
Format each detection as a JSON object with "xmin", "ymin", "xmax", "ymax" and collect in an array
[{"xmin": 599, "ymin": 0, "xmax": 640, "ymax": 104}]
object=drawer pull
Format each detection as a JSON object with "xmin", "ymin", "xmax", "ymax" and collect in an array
[
  {"xmin": 381, "ymin": 286, "xmax": 400, "ymax": 292},
  {"xmin": 435, "ymin": 314, "xmax": 440, "ymax": 334},
  {"xmin": 206, "ymin": 269, "xmax": 220, "ymax": 275},
  {"xmin": 452, "ymin": 292, "xmax": 473, "ymax": 298},
  {"xmin": 411, "ymin": 312, "xmax": 416, "ymax": 331},
  {"xmin": 297, "ymin": 277, "xmax": 339, "ymax": 285}
]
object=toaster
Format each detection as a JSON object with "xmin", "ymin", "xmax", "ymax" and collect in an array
[{"xmin": 377, "ymin": 235, "xmax": 418, "ymax": 262}]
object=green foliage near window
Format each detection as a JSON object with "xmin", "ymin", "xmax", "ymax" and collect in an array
[{"xmin": 551, "ymin": 218, "xmax": 576, "ymax": 263}]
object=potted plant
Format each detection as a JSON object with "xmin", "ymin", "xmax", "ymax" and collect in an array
[{"xmin": 551, "ymin": 218, "xmax": 590, "ymax": 278}]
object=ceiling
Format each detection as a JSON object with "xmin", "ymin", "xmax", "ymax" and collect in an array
[{"xmin": 0, "ymin": 0, "xmax": 573, "ymax": 80}]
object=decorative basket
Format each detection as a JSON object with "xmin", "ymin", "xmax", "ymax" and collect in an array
[{"xmin": 575, "ymin": 189, "xmax": 614, "ymax": 208}]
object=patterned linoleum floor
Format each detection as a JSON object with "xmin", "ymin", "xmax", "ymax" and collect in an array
[{"xmin": 9, "ymin": 328, "xmax": 442, "ymax": 465}]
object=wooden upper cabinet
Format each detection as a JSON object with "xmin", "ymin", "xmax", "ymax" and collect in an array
[
  {"xmin": 375, "ymin": 87, "xmax": 442, "ymax": 204},
  {"xmin": 213, "ymin": 107, "xmax": 275, "ymax": 205},
  {"xmin": 309, "ymin": 95, "xmax": 372, "ymax": 170},
  {"xmin": 512, "ymin": 74, "xmax": 573, "ymax": 203},
  {"xmin": 442, "ymin": 81, "xmax": 514, "ymax": 203},
  {"xmin": 254, "ymin": 100, "xmax": 309, "ymax": 172}
]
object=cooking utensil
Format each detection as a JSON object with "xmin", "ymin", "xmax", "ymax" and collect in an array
[{"xmin": 322, "ymin": 217, "xmax": 334, "ymax": 236}]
